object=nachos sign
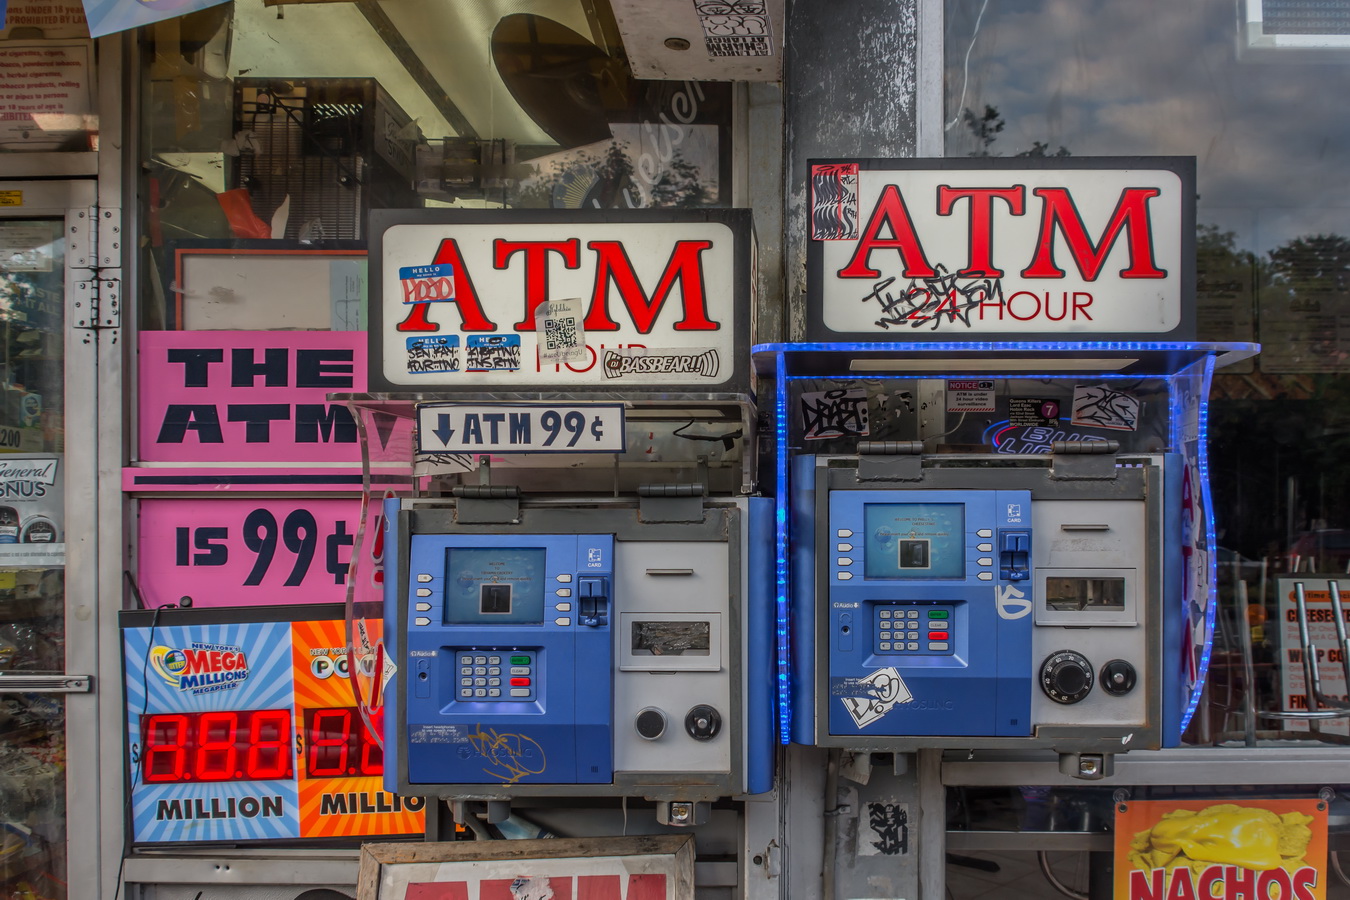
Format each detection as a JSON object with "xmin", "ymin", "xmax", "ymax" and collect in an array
[
  {"xmin": 806, "ymin": 157, "xmax": 1195, "ymax": 342},
  {"xmin": 369, "ymin": 209, "xmax": 752, "ymax": 393}
]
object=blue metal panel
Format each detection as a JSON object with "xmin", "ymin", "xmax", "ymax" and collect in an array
[
  {"xmin": 382, "ymin": 498, "xmax": 401, "ymax": 794},
  {"xmin": 789, "ymin": 454, "xmax": 818, "ymax": 745},
  {"xmin": 402, "ymin": 533, "xmax": 614, "ymax": 786},
  {"xmin": 821, "ymin": 489, "xmax": 1034, "ymax": 739},
  {"xmin": 1160, "ymin": 453, "xmax": 1186, "ymax": 746},
  {"xmin": 746, "ymin": 496, "xmax": 776, "ymax": 794}
]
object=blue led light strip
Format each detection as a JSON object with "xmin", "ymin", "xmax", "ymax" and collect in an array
[
  {"xmin": 1180, "ymin": 354, "xmax": 1219, "ymax": 734},
  {"xmin": 775, "ymin": 354, "xmax": 792, "ymax": 744}
]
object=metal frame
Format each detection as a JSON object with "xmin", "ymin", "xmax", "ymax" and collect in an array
[
  {"xmin": 96, "ymin": 32, "xmax": 131, "ymax": 900},
  {"xmin": 0, "ymin": 176, "xmax": 100, "ymax": 898}
]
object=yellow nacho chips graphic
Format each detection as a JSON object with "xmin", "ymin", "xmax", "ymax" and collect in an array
[{"xmin": 1114, "ymin": 799, "xmax": 1326, "ymax": 899}]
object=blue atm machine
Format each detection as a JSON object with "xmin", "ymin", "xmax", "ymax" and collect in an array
[
  {"xmin": 790, "ymin": 441, "xmax": 1182, "ymax": 776},
  {"xmin": 384, "ymin": 496, "xmax": 775, "ymax": 821}
]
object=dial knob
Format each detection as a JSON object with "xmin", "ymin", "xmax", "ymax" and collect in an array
[
  {"xmin": 1041, "ymin": 650, "xmax": 1094, "ymax": 704},
  {"xmin": 685, "ymin": 705, "xmax": 722, "ymax": 741},
  {"xmin": 1100, "ymin": 659, "xmax": 1137, "ymax": 696}
]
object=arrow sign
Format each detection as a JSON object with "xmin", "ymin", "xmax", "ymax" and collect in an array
[
  {"xmin": 432, "ymin": 413, "xmax": 455, "ymax": 445},
  {"xmin": 415, "ymin": 403, "xmax": 626, "ymax": 455}
]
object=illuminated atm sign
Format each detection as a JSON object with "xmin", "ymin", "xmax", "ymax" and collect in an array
[
  {"xmin": 369, "ymin": 209, "xmax": 753, "ymax": 393},
  {"xmin": 807, "ymin": 157, "xmax": 1195, "ymax": 342}
]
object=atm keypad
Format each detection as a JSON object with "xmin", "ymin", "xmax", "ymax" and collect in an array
[
  {"xmin": 873, "ymin": 605, "xmax": 955, "ymax": 656},
  {"xmin": 458, "ymin": 651, "xmax": 537, "ymax": 701}
]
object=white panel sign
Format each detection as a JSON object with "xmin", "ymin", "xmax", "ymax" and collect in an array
[
  {"xmin": 808, "ymin": 160, "xmax": 1191, "ymax": 340},
  {"xmin": 416, "ymin": 403, "xmax": 626, "ymax": 455},
  {"xmin": 373, "ymin": 213, "xmax": 749, "ymax": 392}
]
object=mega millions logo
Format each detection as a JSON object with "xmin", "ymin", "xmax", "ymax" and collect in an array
[{"xmin": 150, "ymin": 643, "xmax": 251, "ymax": 695}]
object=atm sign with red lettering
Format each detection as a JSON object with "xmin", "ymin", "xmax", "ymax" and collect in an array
[
  {"xmin": 370, "ymin": 211, "xmax": 752, "ymax": 392},
  {"xmin": 807, "ymin": 159, "xmax": 1194, "ymax": 342}
]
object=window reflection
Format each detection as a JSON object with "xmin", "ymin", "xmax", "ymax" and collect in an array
[
  {"xmin": 946, "ymin": 0, "xmax": 1350, "ymax": 742},
  {"xmin": 139, "ymin": 0, "xmax": 735, "ymax": 329}
]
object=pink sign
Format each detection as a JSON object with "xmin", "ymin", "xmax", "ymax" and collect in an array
[
  {"xmin": 138, "ymin": 496, "xmax": 388, "ymax": 608},
  {"xmin": 138, "ymin": 331, "xmax": 366, "ymax": 465}
]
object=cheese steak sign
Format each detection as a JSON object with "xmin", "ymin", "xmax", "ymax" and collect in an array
[
  {"xmin": 368, "ymin": 210, "xmax": 752, "ymax": 393},
  {"xmin": 807, "ymin": 157, "xmax": 1195, "ymax": 341}
]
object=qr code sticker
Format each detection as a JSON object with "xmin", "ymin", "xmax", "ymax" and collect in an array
[{"xmin": 544, "ymin": 316, "xmax": 579, "ymax": 351}]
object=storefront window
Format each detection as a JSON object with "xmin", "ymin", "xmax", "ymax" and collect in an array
[
  {"xmin": 945, "ymin": 0, "xmax": 1350, "ymax": 743},
  {"xmin": 138, "ymin": 0, "xmax": 735, "ymax": 330},
  {"xmin": 0, "ymin": 218, "xmax": 68, "ymax": 899}
]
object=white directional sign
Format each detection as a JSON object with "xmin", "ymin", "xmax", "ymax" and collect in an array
[{"xmin": 415, "ymin": 403, "xmax": 626, "ymax": 454}]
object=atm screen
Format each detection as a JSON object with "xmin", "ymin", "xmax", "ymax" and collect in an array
[
  {"xmin": 444, "ymin": 547, "xmax": 546, "ymax": 624},
  {"xmin": 864, "ymin": 503, "xmax": 965, "ymax": 579}
]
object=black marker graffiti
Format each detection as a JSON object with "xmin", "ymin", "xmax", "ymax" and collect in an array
[
  {"xmin": 1071, "ymin": 385, "xmax": 1139, "ymax": 431},
  {"xmin": 801, "ymin": 389, "xmax": 869, "ymax": 440},
  {"xmin": 867, "ymin": 802, "xmax": 908, "ymax": 856},
  {"xmin": 467, "ymin": 344, "xmax": 522, "ymax": 371},
  {"xmin": 415, "ymin": 452, "xmax": 476, "ymax": 469},
  {"xmin": 860, "ymin": 265, "xmax": 1004, "ymax": 332}
]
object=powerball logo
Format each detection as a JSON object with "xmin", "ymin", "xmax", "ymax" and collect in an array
[{"xmin": 150, "ymin": 643, "xmax": 251, "ymax": 695}]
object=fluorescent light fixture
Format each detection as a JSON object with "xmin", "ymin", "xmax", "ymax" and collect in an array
[{"xmin": 848, "ymin": 357, "xmax": 1139, "ymax": 373}]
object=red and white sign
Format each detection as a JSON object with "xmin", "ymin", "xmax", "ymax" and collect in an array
[
  {"xmin": 358, "ymin": 836, "xmax": 694, "ymax": 900},
  {"xmin": 807, "ymin": 159, "xmax": 1193, "ymax": 341},
  {"xmin": 370, "ymin": 211, "xmax": 752, "ymax": 392}
]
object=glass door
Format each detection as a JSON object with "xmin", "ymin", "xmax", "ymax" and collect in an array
[{"xmin": 0, "ymin": 180, "xmax": 98, "ymax": 900}]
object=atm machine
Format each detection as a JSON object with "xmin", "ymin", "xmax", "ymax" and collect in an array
[
  {"xmin": 767, "ymin": 157, "xmax": 1259, "ymax": 782},
  {"xmin": 349, "ymin": 209, "xmax": 775, "ymax": 835},
  {"xmin": 383, "ymin": 484, "xmax": 775, "ymax": 823},
  {"xmin": 792, "ymin": 433, "xmax": 1178, "ymax": 775}
]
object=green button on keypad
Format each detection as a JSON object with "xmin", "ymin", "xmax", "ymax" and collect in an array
[
  {"xmin": 510, "ymin": 655, "xmax": 531, "ymax": 665},
  {"xmin": 927, "ymin": 610, "xmax": 948, "ymax": 618}
]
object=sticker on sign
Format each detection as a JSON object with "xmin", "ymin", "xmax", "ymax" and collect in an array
[{"xmin": 417, "ymin": 404, "xmax": 626, "ymax": 454}]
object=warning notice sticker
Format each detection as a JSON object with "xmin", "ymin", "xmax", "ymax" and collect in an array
[{"xmin": 946, "ymin": 380, "xmax": 995, "ymax": 413}]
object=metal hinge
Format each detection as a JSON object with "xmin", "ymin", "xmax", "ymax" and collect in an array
[
  {"xmin": 71, "ymin": 205, "xmax": 122, "ymax": 331},
  {"xmin": 73, "ymin": 276, "xmax": 121, "ymax": 330}
]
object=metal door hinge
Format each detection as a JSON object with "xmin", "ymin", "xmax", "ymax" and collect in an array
[
  {"xmin": 70, "ymin": 205, "xmax": 122, "ymax": 331},
  {"xmin": 73, "ymin": 276, "xmax": 121, "ymax": 330}
]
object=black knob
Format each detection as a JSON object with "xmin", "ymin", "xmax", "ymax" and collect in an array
[
  {"xmin": 684, "ymin": 705, "xmax": 722, "ymax": 741},
  {"xmin": 635, "ymin": 707, "xmax": 667, "ymax": 740},
  {"xmin": 1041, "ymin": 650, "xmax": 1094, "ymax": 704},
  {"xmin": 1100, "ymin": 659, "xmax": 1137, "ymax": 696}
]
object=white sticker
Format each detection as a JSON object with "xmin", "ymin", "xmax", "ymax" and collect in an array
[
  {"xmin": 0, "ymin": 223, "xmax": 53, "ymax": 272},
  {"xmin": 600, "ymin": 346, "xmax": 720, "ymax": 382},
  {"xmin": 1070, "ymin": 383, "xmax": 1140, "ymax": 432},
  {"xmin": 534, "ymin": 297, "xmax": 587, "ymax": 365},
  {"xmin": 996, "ymin": 583, "xmax": 1032, "ymax": 620},
  {"xmin": 858, "ymin": 800, "xmax": 909, "ymax": 856},
  {"xmin": 692, "ymin": 0, "xmax": 773, "ymax": 58},
  {"xmin": 946, "ymin": 379, "xmax": 995, "ymax": 412},
  {"xmin": 841, "ymin": 667, "xmax": 913, "ymax": 728}
]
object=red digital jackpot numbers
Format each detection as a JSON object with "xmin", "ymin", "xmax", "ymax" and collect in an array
[
  {"xmin": 303, "ymin": 706, "xmax": 384, "ymax": 778},
  {"xmin": 140, "ymin": 709, "xmax": 293, "ymax": 783}
]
